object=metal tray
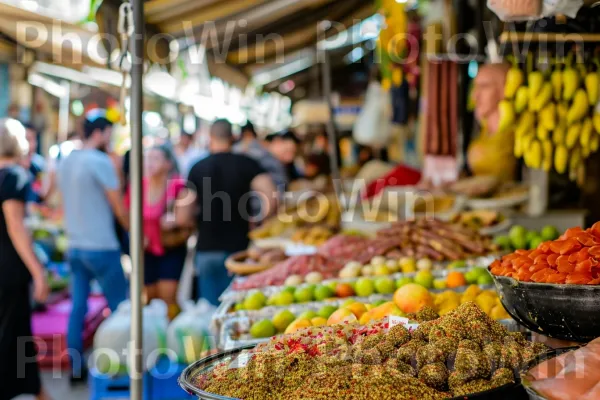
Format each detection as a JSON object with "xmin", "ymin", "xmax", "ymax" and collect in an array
[{"xmin": 179, "ymin": 344, "xmax": 531, "ymax": 400}]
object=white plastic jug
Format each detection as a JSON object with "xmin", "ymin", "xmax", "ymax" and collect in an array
[{"xmin": 166, "ymin": 300, "xmax": 216, "ymax": 364}]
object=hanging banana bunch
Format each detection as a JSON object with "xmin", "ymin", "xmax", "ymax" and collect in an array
[
  {"xmin": 503, "ymin": 50, "xmax": 600, "ymax": 185},
  {"xmin": 376, "ymin": 0, "xmax": 407, "ymax": 88}
]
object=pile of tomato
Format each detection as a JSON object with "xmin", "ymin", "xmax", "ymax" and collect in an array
[{"xmin": 490, "ymin": 223, "xmax": 600, "ymax": 285}]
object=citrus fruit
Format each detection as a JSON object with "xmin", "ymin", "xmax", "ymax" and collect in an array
[
  {"xmin": 250, "ymin": 319, "xmax": 276, "ymax": 338},
  {"xmin": 244, "ymin": 292, "xmax": 267, "ymax": 310},
  {"xmin": 311, "ymin": 317, "xmax": 327, "ymax": 327},
  {"xmin": 493, "ymin": 235, "xmax": 512, "ymax": 251},
  {"xmin": 396, "ymin": 277, "xmax": 413, "ymax": 289},
  {"xmin": 294, "ymin": 287, "xmax": 314, "ymax": 303},
  {"xmin": 355, "ymin": 278, "xmax": 375, "ymax": 297},
  {"xmin": 446, "ymin": 271, "xmax": 467, "ymax": 289},
  {"xmin": 448, "ymin": 260, "xmax": 467, "ymax": 269},
  {"xmin": 314, "ymin": 285, "xmax": 335, "ymax": 301},
  {"xmin": 374, "ymin": 277, "xmax": 395, "ymax": 294},
  {"xmin": 298, "ymin": 310, "xmax": 318, "ymax": 320},
  {"xmin": 373, "ymin": 265, "xmax": 391, "ymax": 276},
  {"xmin": 393, "ymin": 283, "xmax": 433, "ymax": 314},
  {"xmin": 477, "ymin": 273, "xmax": 494, "ymax": 285},
  {"xmin": 335, "ymin": 283, "xmax": 355, "ymax": 298},
  {"xmin": 433, "ymin": 279, "xmax": 447, "ymax": 290},
  {"xmin": 317, "ymin": 305, "xmax": 337, "ymax": 319},
  {"xmin": 541, "ymin": 225, "xmax": 559, "ymax": 241},
  {"xmin": 272, "ymin": 310, "xmax": 296, "ymax": 332},
  {"xmin": 273, "ymin": 291, "xmax": 295, "ymax": 306},
  {"xmin": 414, "ymin": 270, "xmax": 434, "ymax": 289}
]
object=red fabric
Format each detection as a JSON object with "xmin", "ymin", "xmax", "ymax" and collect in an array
[
  {"xmin": 125, "ymin": 176, "xmax": 185, "ymax": 255},
  {"xmin": 362, "ymin": 164, "xmax": 422, "ymax": 200}
]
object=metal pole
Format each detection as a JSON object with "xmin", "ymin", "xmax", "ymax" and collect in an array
[
  {"xmin": 319, "ymin": 49, "xmax": 343, "ymax": 194},
  {"xmin": 129, "ymin": 0, "xmax": 144, "ymax": 398},
  {"xmin": 58, "ymin": 80, "xmax": 70, "ymax": 142}
]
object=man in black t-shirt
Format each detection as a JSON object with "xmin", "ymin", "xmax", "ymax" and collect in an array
[{"xmin": 178, "ymin": 119, "xmax": 276, "ymax": 305}]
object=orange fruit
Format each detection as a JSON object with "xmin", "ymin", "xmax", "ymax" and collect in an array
[
  {"xmin": 335, "ymin": 283, "xmax": 355, "ymax": 298},
  {"xmin": 446, "ymin": 271, "xmax": 467, "ymax": 289}
]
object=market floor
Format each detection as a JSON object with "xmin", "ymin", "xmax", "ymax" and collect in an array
[{"xmin": 14, "ymin": 373, "xmax": 89, "ymax": 400}]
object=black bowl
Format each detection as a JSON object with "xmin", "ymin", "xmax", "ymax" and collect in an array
[
  {"xmin": 521, "ymin": 346, "xmax": 581, "ymax": 400},
  {"xmin": 179, "ymin": 345, "xmax": 529, "ymax": 400},
  {"xmin": 491, "ymin": 274, "xmax": 600, "ymax": 342}
]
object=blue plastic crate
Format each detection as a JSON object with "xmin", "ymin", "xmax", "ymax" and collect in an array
[
  {"xmin": 150, "ymin": 357, "xmax": 194, "ymax": 400},
  {"xmin": 89, "ymin": 369, "xmax": 152, "ymax": 400}
]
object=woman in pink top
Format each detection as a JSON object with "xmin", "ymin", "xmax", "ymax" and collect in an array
[{"xmin": 125, "ymin": 144, "xmax": 187, "ymax": 317}]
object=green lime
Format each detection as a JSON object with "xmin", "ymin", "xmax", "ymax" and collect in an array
[
  {"xmin": 314, "ymin": 285, "xmax": 335, "ymax": 301},
  {"xmin": 298, "ymin": 310, "xmax": 318, "ymax": 320},
  {"xmin": 541, "ymin": 225, "xmax": 560, "ymax": 241},
  {"xmin": 414, "ymin": 271, "xmax": 434, "ymax": 289},
  {"xmin": 396, "ymin": 277, "xmax": 413, "ymax": 289},
  {"xmin": 374, "ymin": 277, "xmax": 396, "ymax": 294},
  {"xmin": 294, "ymin": 287, "xmax": 314, "ymax": 303},
  {"xmin": 272, "ymin": 310, "xmax": 296, "ymax": 332},
  {"xmin": 511, "ymin": 236, "xmax": 528, "ymax": 250},
  {"xmin": 355, "ymin": 278, "xmax": 375, "ymax": 297},
  {"xmin": 317, "ymin": 305, "xmax": 338, "ymax": 319},
  {"xmin": 433, "ymin": 279, "xmax": 447, "ymax": 290},
  {"xmin": 326, "ymin": 281, "xmax": 338, "ymax": 291},
  {"xmin": 273, "ymin": 291, "xmax": 295, "ymax": 306},
  {"xmin": 282, "ymin": 286, "xmax": 296, "ymax": 294},
  {"xmin": 493, "ymin": 235, "xmax": 513, "ymax": 251},
  {"xmin": 477, "ymin": 273, "xmax": 494, "ymax": 285},
  {"xmin": 529, "ymin": 236, "xmax": 544, "ymax": 250},
  {"xmin": 244, "ymin": 291, "xmax": 267, "ymax": 310},
  {"xmin": 250, "ymin": 319, "xmax": 276, "ymax": 338},
  {"xmin": 465, "ymin": 270, "xmax": 479, "ymax": 284},
  {"xmin": 234, "ymin": 303, "xmax": 245, "ymax": 311},
  {"xmin": 509, "ymin": 225, "xmax": 527, "ymax": 241}
]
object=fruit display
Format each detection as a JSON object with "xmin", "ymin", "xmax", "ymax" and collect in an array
[
  {"xmin": 290, "ymin": 225, "xmax": 335, "ymax": 246},
  {"xmin": 490, "ymin": 223, "xmax": 600, "ymax": 284},
  {"xmin": 376, "ymin": 219, "xmax": 498, "ymax": 261},
  {"xmin": 232, "ymin": 254, "xmax": 345, "ymax": 290},
  {"xmin": 494, "ymin": 224, "xmax": 560, "ymax": 251},
  {"xmin": 525, "ymin": 338, "xmax": 600, "ymax": 400},
  {"xmin": 242, "ymin": 283, "xmax": 509, "ymax": 339},
  {"xmin": 505, "ymin": 55, "xmax": 600, "ymax": 183},
  {"xmin": 249, "ymin": 194, "xmax": 341, "ymax": 240},
  {"xmin": 193, "ymin": 303, "xmax": 548, "ymax": 400}
]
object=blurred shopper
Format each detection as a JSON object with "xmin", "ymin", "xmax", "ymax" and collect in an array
[
  {"xmin": 234, "ymin": 122, "xmax": 287, "ymax": 192},
  {"xmin": 175, "ymin": 131, "xmax": 206, "ymax": 178},
  {"xmin": 57, "ymin": 112, "xmax": 128, "ymax": 383},
  {"xmin": 125, "ymin": 144, "xmax": 188, "ymax": 319},
  {"xmin": 269, "ymin": 130, "xmax": 301, "ymax": 184},
  {"xmin": 177, "ymin": 119, "xmax": 276, "ymax": 305},
  {"xmin": 0, "ymin": 119, "xmax": 50, "ymax": 400}
]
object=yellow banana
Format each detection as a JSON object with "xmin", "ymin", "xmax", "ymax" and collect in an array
[
  {"xmin": 563, "ymin": 67, "xmax": 580, "ymax": 101},
  {"xmin": 521, "ymin": 134, "xmax": 534, "ymax": 159},
  {"xmin": 505, "ymin": 65, "xmax": 524, "ymax": 99},
  {"xmin": 585, "ymin": 72, "xmax": 599, "ymax": 105},
  {"xmin": 537, "ymin": 124, "xmax": 549, "ymax": 140},
  {"xmin": 497, "ymin": 100, "xmax": 516, "ymax": 134},
  {"xmin": 593, "ymin": 113, "xmax": 600, "ymax": 134},
  {"xmin": 553, "ymin": 124, "xmax": 566, "ymax": 145},
  {"xmin": 580, "ymin": 118, "xmax": 593, "ymax": 149},
  {"xmin": 551, "ymin": 69, "xmax": 562, "ymax": 101},
  {"xmin": 527, "ymin": 139, "xmax": 543, "ymax": 169},
  {"xmin": 514, "ymin": 86, "xmax": 529, "ymax": 114},
  {"xmin": 554, "ymin": 145, "xmax": 568, "ymax": 174},
  {"xmin": 557, "ymin": 102, "xmax": 569, "ymax": 123},
  {"xmin": 542, "ymin": 140, "xmax": 553, "ymax": 172},
  {"xmin": 591, "ymin": 135, "xmax": 599, "ymax": 152},
  {"xmin": 533, "ymin": 83, "xmax": 552, "ymax": 111},
  {"xmin": 540, "ymin": 103, "xmax": 556, "ymax": 130},
  {"xmin": 514, "ymin": 135, "xmax": 522, "ymax": 157},
  {"xmin": 566, "ymin": 123, "xmax": 582, "ymax": 149},
  {"xmin": 528, "ymin": 71, "xmax": 544, "ymax": 98},
  {"xmin": 567, "ymin": 89, "xmax": 590, "ymax": 124},
  {"xmin": 516, "ymin": 111, "xmax": 535, "ymax": 138}
]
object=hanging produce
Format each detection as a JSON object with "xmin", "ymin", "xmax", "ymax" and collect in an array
[
  {"xmin": 376, "ymin": 0, "xmax": 408, "ymax": 87},
  {"xmin": 505, "ymin": 53, "xmax": 600, "ymax": 182},
  {"xmin": 425, "ymin": 60, "xmax": 459, "ymax": 156}
]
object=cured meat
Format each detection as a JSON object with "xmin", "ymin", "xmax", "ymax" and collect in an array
[
  {"xmin": 449, "ymin": 61, "xmax": 458, "ymax": 157},
  {"xmin": 440, "ymin": 60, "xmax": 450, "ymax": 156},
  {"xmin": 233, "ymin": 254, "xmax": 345, "ymax": 290}
]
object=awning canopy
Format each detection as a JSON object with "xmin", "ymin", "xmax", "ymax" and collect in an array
[{"xmin": 144, "ymin": 0, "xmax": 375, "ymax": 90}]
